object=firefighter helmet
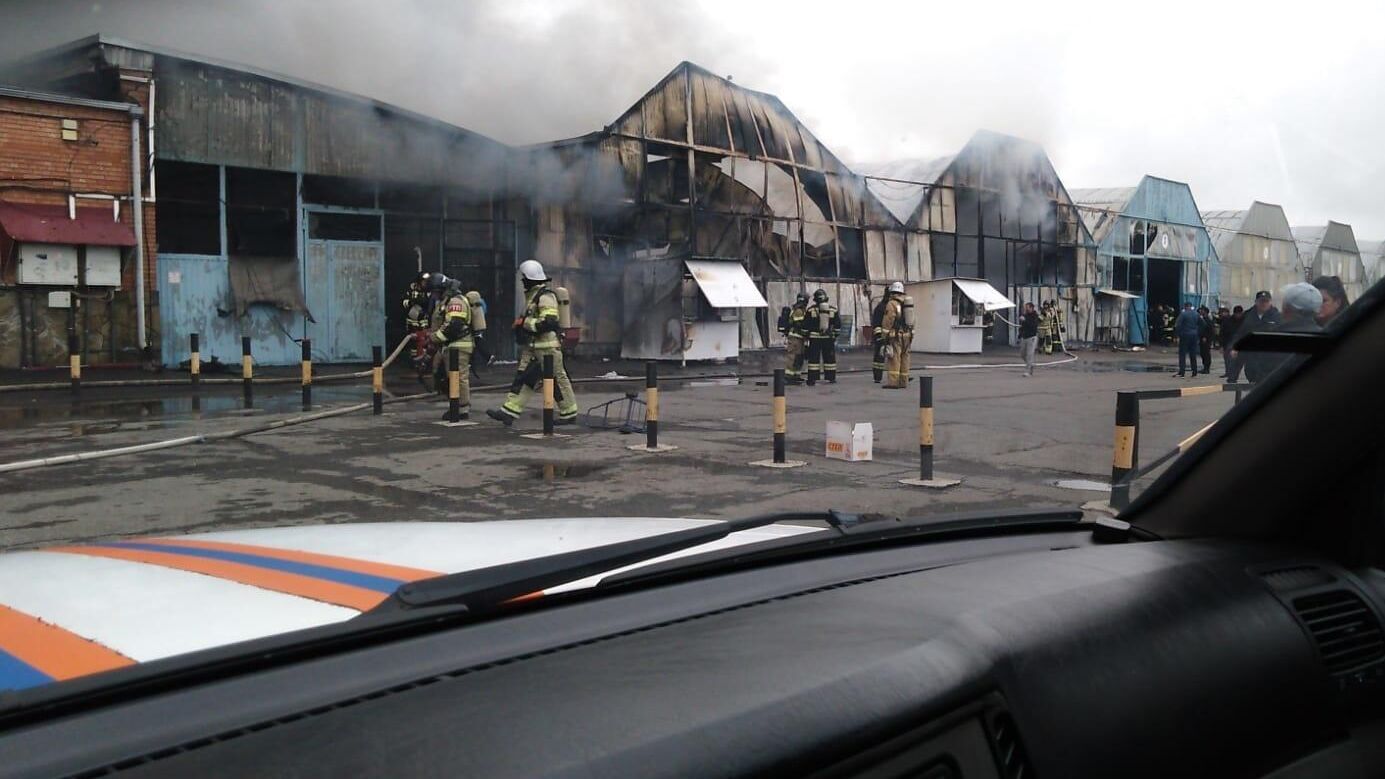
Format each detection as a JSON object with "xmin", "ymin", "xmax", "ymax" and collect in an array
[
  {"xmin": 519, "ymin": 259, "xmax": 548, "ymax": 282},
  {"xmin": 795, "ymin": 292, "xmax": 809, "ymax": 306},
  {"xmin": 812, "ymin": 288, "xmax": 828, "ymax": 303},
  {"xmin": 887, "ymin": 281, "xmax": 904, "ymax": 294}
]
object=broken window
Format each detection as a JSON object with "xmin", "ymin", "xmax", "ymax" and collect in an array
[
  {"xmin": 1129, "ymin": 220, "xmax": 1146, "ymax": 255},
  {"xmin": 1112, "ymin": 257, "xmax": 1129, "ymax": 290},
  {"xmin": 308, "ymin": 213, "xmax": 381, "ymax": 242},
  {"xmin": 931, "ymin": 234, "xmax": 957, "ymax": 278},
  {"xmin": 696, "ymin": 154, "xmax": 762, "ymax": 215},
  {"xmin": 800, "ymin": 170, "xmax": 833, "ymax": 223},
  {"xmin": 955, "ymin": 186, "xmax": 980, "ymax": 237},
  {"xmin": 226, "ymin": 167, "xmax": 295, "ymax": 257},
  {"xmin": 837, "ymin": 227, "xmax": 866, "ymax": 279},
  {"xmin": 303, "ymin": 174, "xmax": 375, "ymax": 208},
  {"xmin": 378, "ymin": 184, "xmax": 442, "ymax": 215},
  {"xmin": 956, "ymin": 237, "xmax": 980, "ymax": 278},
  {"xmin": 156, "ymin": 161, "xmax": 220, "ymax": 255},
  {"xmin": 642, "ymin": 142, "xmax": 686, "ymax": 205}
]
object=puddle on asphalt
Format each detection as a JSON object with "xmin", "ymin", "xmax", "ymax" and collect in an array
[
  {"xmin": 0, "ymin": 386, "xmax": 369, "ymax": 430},
  {"xmin": 1123, "ymin": 363, "xmax": 1172, "ymax": 373},
  {"xmin": 532, "ymin": 462, "xmax": 609, "ymax": 482},
  {"xmin": 1051, "ymin": 478, "xmax": 1112, "ymax": 492}
]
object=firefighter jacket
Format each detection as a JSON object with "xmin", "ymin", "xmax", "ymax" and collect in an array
[
  {"xmin": 805, "ymin": 303, "xmax": 840, "ymax": 340},
  {"xmin": 871, "ymin": 297, "xmax": 889, "ymax": 343},
  {"xmin": 432, "ymin": 293, "xmax": 474, "ymax": 350},
  {"xmin": 881, "ymin": 295, "xmax": 911, "ymax": 338},
  {"xmin": 786, "ymin": 304, "xmax": 809, "ymax": 339},
  {"xmin": 403, "ymin": 283, "xmax": 432, "ymax": 329},
  {"xmin": 517, "ymin": 284, "xmax": 562, "ymax": 349}
]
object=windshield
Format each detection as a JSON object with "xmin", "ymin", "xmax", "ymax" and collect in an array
[{"xmin": 0, "ymin": 0, "xmax": 1380, "ymax": 695}]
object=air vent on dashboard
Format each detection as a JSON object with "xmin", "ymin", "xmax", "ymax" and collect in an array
[
  {"xmin": 1259, "ymin": 565, "xmax": 1335, "ymax": 592},
  {"xmin": 988, "ymin": 711, "xmax": 1033, "ymax": 779},
  {"xmin": 1292, "ymin": 590, "xmax": 1385, "ymax": 675}
]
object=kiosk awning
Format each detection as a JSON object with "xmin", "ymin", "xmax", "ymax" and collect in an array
[
  {"xmin": 684, "ymin": 259, "xmax": 767, "ymax": 308},
  {"xmin": 953, "ymin": 278, "xmax": 1014, "ymax": 310}
]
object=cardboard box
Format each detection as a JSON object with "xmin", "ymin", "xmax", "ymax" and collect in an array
[{"xmin": 826, "ymin": 421, "xmax": 873, "ymax": 461}]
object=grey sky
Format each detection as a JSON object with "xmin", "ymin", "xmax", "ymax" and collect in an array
[{"xmin": 2, "ymin": 0, "xmax": 1381, "ymax": 236}]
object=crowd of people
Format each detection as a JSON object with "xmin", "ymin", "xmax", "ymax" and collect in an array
[{"xmin": 1163, "ymin": 274, "xmax": 1349, "ymax": 382}]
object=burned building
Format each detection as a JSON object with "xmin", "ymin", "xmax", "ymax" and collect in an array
[
  {"xmin": 1293, "ymin": 222, "xmax": 1365, "ymax": 302},
  {"xmin": 521, "ymin": 62, "xmax": 913, "ymax": 358},
  {"xmin": 4, "ymin": 35, "xmax": 515, "ymax": 367},
  {"xmin": 861, "ymin": 131, "xmax": 1097, "ymax": 345},
  {"xmin": 1070, "ymin": 177, "xmax": 1218, "ymax": 345},
  {"xmin": 1201, "ymin": 202, "xmax": 1303, "ymax": 311}
]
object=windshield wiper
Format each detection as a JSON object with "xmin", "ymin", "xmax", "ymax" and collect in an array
[
  {"xmin": 597, "ymin": 507, "xmax": 1101, "ymax": 590},
  {"xmin": 365, "ymin": 510, "xmax": 858, "ymax": 615}
]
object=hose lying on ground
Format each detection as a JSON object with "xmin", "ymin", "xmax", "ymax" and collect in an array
[
  {"xmin": 0, "ymin": 336, "xmax": 415, "ymax": 394},
  {"xmin": 0, "ymin": 391, "xmax": 432, "ymax": 474}
]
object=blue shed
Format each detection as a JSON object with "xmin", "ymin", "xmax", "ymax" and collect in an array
[{"xmin": 1070, "ymin": 177, "xmax": 1218, "ymax": 346}]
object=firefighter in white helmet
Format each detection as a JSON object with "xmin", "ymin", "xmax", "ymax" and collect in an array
[
  {"xmin": 881, "ymin": 281, "xmax": 913, "ymax": 389},
  {"xmin": 486, "ymin": 259, "xmax": 578, "ymax": 426},
  {"xmin": 429, "ymin": 275, "xmax": 475, "ymax": 418}
]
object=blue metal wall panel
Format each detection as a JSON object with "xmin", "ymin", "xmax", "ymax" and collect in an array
[{"xmin": 157, "ymin": 254, "xmax": 303, "ymax": 366}]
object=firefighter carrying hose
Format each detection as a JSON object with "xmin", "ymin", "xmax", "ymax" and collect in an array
[
  {"xmin": 881, "ymin": 282, "xmax": 914, "ymax": 389},
  {"xmin": 487, "ymin": 259, "xmax": 578, "ymax": 427},
  {"xmin": 804, "ymin": 288, "xmax": 841, "ymax": 386},
  {"xmin": 781, "ymin": 292, "xmax": 809, "ymax": 385},
  {"xmin": 430, "ymin": 276, "xmax": 476, "ymax": 419},
  {"xmin": 403, "ymin": 272, "xmax": 435, "ymax": 381}
]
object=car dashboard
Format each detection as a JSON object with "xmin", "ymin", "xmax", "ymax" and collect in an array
[{"xmin": 4, "ymin": 532, "xmax": 1385, "ymax": 778}]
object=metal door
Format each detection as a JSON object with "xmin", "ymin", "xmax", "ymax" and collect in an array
[{"xmin": 303, "ymin": 240, "xmax": 384, "ymax": 362}]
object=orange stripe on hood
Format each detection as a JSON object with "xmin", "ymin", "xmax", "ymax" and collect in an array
[
  {"xmin": 0, "ymin": 604, "xmax": 134, "ymax": 681},
  {"xmin": 50, "ymin": 545, "xmax": 387, "ymax": 611}
]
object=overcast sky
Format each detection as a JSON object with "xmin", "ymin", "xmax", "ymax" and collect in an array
[{"xmin": 2, "ymin": 0, "xmax": 1382, "ymax": 236}]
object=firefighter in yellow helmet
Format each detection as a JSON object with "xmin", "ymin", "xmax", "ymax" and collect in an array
[
  {"xmin": 881, "ymin": 281, "xmax": 913, "ymax": 389},
  {"xmin": 429, "ymin": 276, "xmax": 474, "ymax": 419},
  {"xmin": 781, "ymin": 291, "xmax": 810, "ymax": 385},
  {"xmin": 804, "ymin": 288, "xmax": 840, "ymax": 385},
  {"xmin": 487, "ymin": 260, "xmax": 578, "ymax": 426}
]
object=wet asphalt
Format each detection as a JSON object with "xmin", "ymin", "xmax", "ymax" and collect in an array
[{"xmin": 0, "ymin": 345, "xmax": 1242, "ymax": 549}]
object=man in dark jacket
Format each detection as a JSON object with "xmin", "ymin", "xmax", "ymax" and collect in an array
[
  {"xmin": 1220, "ymin": 305, "xmax": 1243, "ymax": 377},
  {"xmin": 1173, "ymin": 302, "xmax": 1201, "ymax": 377},
  {"xmin": 1197, "ymin": 305, "xmax": 1215, "ymax": 374},
  {"xmin": 1256, "ymin": 283, "xmax": 1323, "ymax": 380},
  {"xmin": 1018, "ymin": 302, "xmax": 1040, "ymax": 377},
  {"xmin": 1230, "ymin": 291, "xmax": 1280, "ymax": 382}
]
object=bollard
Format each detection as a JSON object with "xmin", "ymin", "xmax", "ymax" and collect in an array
[
  {"xmin": 68, "ymin": 333, "xmax": 80, "ymax": 395},
  {"xmin": 918, "ymin": 375, "xmax": 934, "ymax": 481},
  {"xmin": 646, "ymin": 361, "xmax": 658, "ymax": 449},
  {"xmin": 189, "ymin": 333, "xmax": 201, "ymax": 388},
  {"xmin": 898, "ymin": 375, "xmax": 960, "ymax": 488},
  {"xmin": 749, "ymin": 368, "xmax": 804, "ymax": 468},
  {"xmin": 447, "ymin": 347, "xmax": 461, "ymax": 423},
  {"xmin": 372, "ymin": 345, "xmax": 383, "ymax": 415},
  {"xmin": 1110, "ymin": 391, "xmax": 1139, "ymax": 510},
  {"xmin": 241, "ymin": 336, "xmax": 253, "ymax": 408},
  {"xmin": 301, "ymin": 339, "xmax": 312, "ymax": 411},
  {"xmin": 542, "ymin": 354, "xmax": 555, "ymax": 436}
]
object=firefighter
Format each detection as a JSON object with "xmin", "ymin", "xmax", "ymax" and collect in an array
[
  {"xmin": 870, "ymin": 289, "xmax": 889, "ymax": 383},
  {"xmin": 782, "ymin": 292, "xmax": 809, "ymax": 385},
  {"xmin": 403, "ymin": 272, "xmax": 436, "ymax": 381},
  {"xmin": 430, "ymin": 277, "xmax": 474, "ymax": 419},
  {"xmin": 486, "ymin": 260, "xmax": 578, "ymax": 427},
  {"xmin": 881, "ymin": 282, "xmax": 913, "ymax": 389},
  {"xmin": 804, "ymin": 288, "xmax": 841, "ymax": 385}
]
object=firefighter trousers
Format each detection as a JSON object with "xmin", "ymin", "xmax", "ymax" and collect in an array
[
  {"xmin": 884, "ymin": 333, "xmax": 912, "ymax": 389},
  {"xmin": 432, "ymin": 345, "xmax": 473, "ymax": 414},
  {"xmin": 784, "ymin": 335, "xmax": 806, "ymax": 379},
  {"xmin": 500, "ymin": 347, "xmax": 578, "ymax": 421},
  {"xmin": 871, "ymin": 336, "xmax": 886, "ymax": 382},
  {"xmin": 806, "ymin": 337, "xmax": 837, "ymax": 384}
]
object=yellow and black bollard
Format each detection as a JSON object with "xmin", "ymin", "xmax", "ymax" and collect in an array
[
  {"xmin": 646, "ymin": 361, "xmax": 659, "ymax": 448},
  {"xmin": 542, "ymin": 353, "xmax": 556, "ymax": 436},
  {"xmin": 629, "ymin": 361, "xmax": 677, "ymax": 452},
  {"xmin": 447, "ymin": 347, "xmax": 461, "ymax": 423},
  {"xmin": 189, "ymin": 333, "xmax": 201, "ymax": 388},
  {"xmin": 372, "ymin": 345, "xmax": 383, "ymax": 415},
  {"xmin": 1109, "ymin": 391, "xmax": 1139, "ymax": 510},
  {"xmin": 899, "ymin": 375, "xmax": 960, "ymax": 488},
  {"xmin": 68, "ymin": 334, "xmax": 80, "ymax": 395},
  {"xmin": 241, "ymin": 336, "xmax": 253, "ymax": 408},
  {"xmin": 749, "ymin": 368, "xmax": 804, "ymax": 468},
  {"xmin": 300, "ymin": 339, "xmax": 312, "ymax": 411}
]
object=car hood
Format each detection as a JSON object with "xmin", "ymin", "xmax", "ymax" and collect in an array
[{"xmin": 0, "ymin": 519, "xmax": 819, "ymax": 692}]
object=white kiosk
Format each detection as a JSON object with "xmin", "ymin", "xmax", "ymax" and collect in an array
[{"xmin": 905, "ymin": 277, "xmax": 1014, "ymax": 354}]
